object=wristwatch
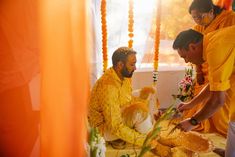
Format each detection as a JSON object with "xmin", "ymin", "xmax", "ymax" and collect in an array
[{"xmin": 189, "ymin": 117, "xmax": 199, "ymax": 126}]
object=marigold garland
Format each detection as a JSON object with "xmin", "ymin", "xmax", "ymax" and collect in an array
[
  {"xmin": 153, "ymin": 0, "xmax": 161, "ymax": 84},
  {"xmin": 128, "ymin": 0, "xmax": 134, "ymax": 48},
  {"xmin": 101, "ymin": 0, "xmax": 108, "ymax": 72}
]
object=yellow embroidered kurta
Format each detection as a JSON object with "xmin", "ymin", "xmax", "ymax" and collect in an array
[
  {"xmin": 183, "ymin": 10, "xmax": 235, "ymax": 136},
  {"xmin": 203, "ymin": 26, "xmax": 235, "ymax": 122},
  {"xmin": 88, "ymin": 68, "xmax": 146, "ymax": 146}
]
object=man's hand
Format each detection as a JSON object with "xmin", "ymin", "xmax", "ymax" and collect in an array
[
  {"xmin": 177, "ymin": 102, "xmax": 194, "ymax": 112},
  {"xmin": 153, "ymin": 110, "xmax": 163, "ymax": 121},
  {"xmin": 196, "ymin": 73, "xmax": 205, "ymax": 85},
  {"xmin": 177, "ymin": 118, "xmax": 196, "ymax": 132}
]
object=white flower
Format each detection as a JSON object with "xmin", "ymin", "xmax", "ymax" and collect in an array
[
  {"xmin": 176, "ymin": 67, "xmax": 195, "ymax": 102},
  {"xmin": 88, "ymin": 128, "xmax": 106, "ymax": 157}
]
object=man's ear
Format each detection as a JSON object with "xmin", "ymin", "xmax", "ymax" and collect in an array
[
  {"xmin": 117, "ymin": 61, "xmax": 124, "ymax": 70},
  {"xmin": 188, "ymin": 43, "xmax": 197, "ymax": 51}
]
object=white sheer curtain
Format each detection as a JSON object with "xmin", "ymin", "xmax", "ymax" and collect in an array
[
  {"xmin": 91, "ymin": 0, "xmax": 156, "ymax": 84},
  {"xmin": 90, "ymin": 0, "xmax": 196, "ymax": 85}
]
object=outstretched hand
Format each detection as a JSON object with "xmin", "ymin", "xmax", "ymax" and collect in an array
[
  {"xmin": 153, "ymin": 110, "xmax": 163, "ymax": 121},
  {"xmin": 176, "ymin": 118, "xmax": 196, "ymax": 132}
]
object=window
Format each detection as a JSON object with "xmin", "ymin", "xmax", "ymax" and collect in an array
[{"xmin": 92, "ymin": 0, "xmax": 195, "ymax": 77}]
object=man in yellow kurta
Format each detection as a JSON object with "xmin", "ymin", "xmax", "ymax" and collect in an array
[
  {"xmin": 182, "ymin": 0, "xmax": 235, "ymax": 136},
  {"xmin": 88, "ymin": 47, "xmax": 152, "ymax": 147},
  {"xmin": 173, "ymin": 25, "xmax": 235, "ymax": 157}
]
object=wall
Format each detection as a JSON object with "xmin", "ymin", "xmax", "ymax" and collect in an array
[{"xmin": 132, "ymin": 67, "xmax": 186, "ymax": 108}]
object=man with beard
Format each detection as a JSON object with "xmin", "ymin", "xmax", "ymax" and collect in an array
[{"xmin": 88, "ymin": 47, "xmax": 153, "ymax": 148}]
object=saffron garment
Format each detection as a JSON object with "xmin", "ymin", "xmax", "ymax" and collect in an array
[
  {"xmin": 88, "ymin": 68, "xmax": 147, "ymax": 146},
  {"xmin": 203, "ymin": 25, "xmax": 235, "ymax": 121},
  {"xmin": 203, "ymin": 26, "xmax": 235, "ymax": 157},
  {"xmin": 182, "ymin": 10, "xmax": 235, "ymax": 136}
]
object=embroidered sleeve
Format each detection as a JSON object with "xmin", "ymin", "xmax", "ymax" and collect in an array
[{"xmin": 102, "ymin": 85, "xmax": 146, "ymax": 146}]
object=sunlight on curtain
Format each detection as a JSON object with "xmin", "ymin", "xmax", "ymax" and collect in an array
[
  {"xmin": 39, "ymin": 0, "xmax": 90, "ymax": 156},
  {"xmin": 142, "ymin": 0, "xmax": 194, "ymax": 68},
  {"xmin": 91, "ymin": 0, "xmax": 156, "ymax": 79},
  {"xmin": 91, "ymin": 0, "xmax": 194, "ymax": 81}
]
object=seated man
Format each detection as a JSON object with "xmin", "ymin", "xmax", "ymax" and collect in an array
[{"xmin": 88, "ymin": 47, "xmax": 153, "ymax": 147}]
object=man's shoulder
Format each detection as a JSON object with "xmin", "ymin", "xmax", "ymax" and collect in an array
[
  {"xmin": 101, "ymin": 77, "xmax": 114, "ymax": 87},
  {"xmin": 93, "ymin": 73, "xmax": 119, "ymax": 89},
  {"xmin": 225, "ymin": 10, "xmax": 235, "ymax": 18},
  {"xmin": 206, "ymin": 25, "xmax": 235, "ymax": 43}
]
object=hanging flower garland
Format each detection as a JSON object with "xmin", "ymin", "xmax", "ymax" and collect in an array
[
  {"xmin": 101, "ymin": 0, "xmax": 108, "ymax": 72},
  {"xmin": 153, "ymin": 0, "xmax": 161, "ymax": 84},
  {"xmin": 128, "ymin": 0, "xmax": 134, "ymax": 48}
]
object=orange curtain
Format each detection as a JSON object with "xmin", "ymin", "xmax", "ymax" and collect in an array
[
  {"xmin": 0, "ymin": 0, "xmax": 39, "ymax": 156},
  {"xmin": 0, "ymin": 0, "xmax": 39, "ymax": 93},
  {"xmin": 39, "ymin": 0, "xmax": 90, "ymax": 156}
]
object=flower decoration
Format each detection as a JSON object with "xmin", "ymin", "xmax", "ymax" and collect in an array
[
  {"xmin": 128, "ymin": 0, "xmax": 134, "ymax": 48},
  {"xmin": 101, "ymin": 0, "xmax": 108, "ymax": 72},
  {"xmin": 153, "ymin": 0, "xmax": 161, "ymax": 84},
  {"xmin": 174, "ymin": 67, "xmax": 195, "ymax": 102},
  {"xmin": 88, "ymin": 128, "xmax": 106, "ymax": 157}
]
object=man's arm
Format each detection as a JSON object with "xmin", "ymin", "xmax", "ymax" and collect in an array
[
  {"xmin": 103, "ymin": 85, "xmax": 146, "ymax": 146},
  {"xmin": 193, "ymin": 90, "xmax": 226, "ymax": 123},
  {"xmin": 178, "ymin": 90, "xmax": 226, "ymax": 131},
  {"xmin": 178, "ymin": 84, "xmax": 210, "ymax": 111}
]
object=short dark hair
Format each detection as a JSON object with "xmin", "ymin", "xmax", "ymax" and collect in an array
[
  {"xmin": 173, "ymin": 29, "xmax": 203, "ymax": 50},
  {"xmin": 112, "ymin": 47, "xmax": 137, "ymax": 67},
  {"xmin": 189, "ymin": 0, "xmax": 223, "ymax": 14}
]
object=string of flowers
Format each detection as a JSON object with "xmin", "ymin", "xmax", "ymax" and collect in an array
[
  {"xmin": 101, "ymin": 0, "xmax": 108, "ymax": 72},
  {"xmin": 153, "ymin": 0, "xmax": 161, "ymax": 85},
  {"xmin": 128, "ymin": 0, "xmax": 134, "ymax": 48}
]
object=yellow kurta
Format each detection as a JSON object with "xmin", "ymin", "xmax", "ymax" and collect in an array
[
  {"xmin": 88, "ymin": 68, "xmax": 146, "ymax": 146},
  {"xmin": 183, "ymin": 10, "xmax": 235, "ymax": 136},
  {"xmin": 203, "ymin": 26, "xmax": 235, "ymax": 122}
]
